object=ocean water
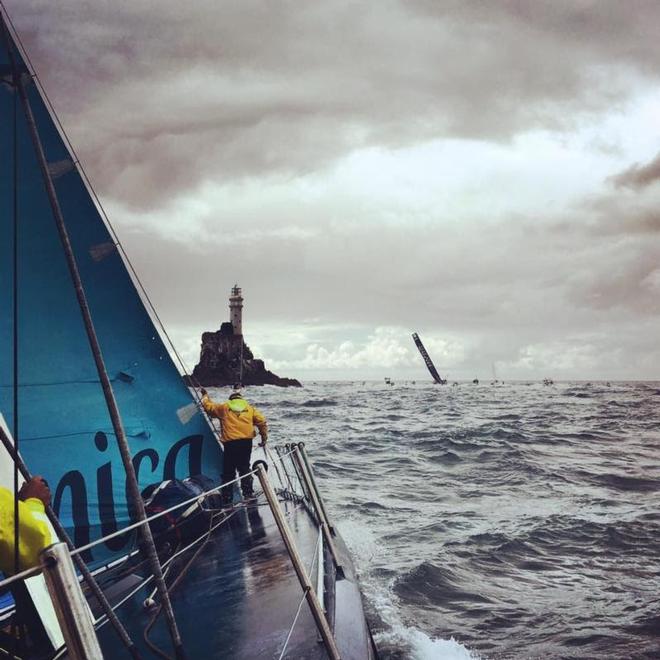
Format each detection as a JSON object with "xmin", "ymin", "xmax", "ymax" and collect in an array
[{"xmin": 215, "ymin": 381, "xmax": 660, "ymax": 659}]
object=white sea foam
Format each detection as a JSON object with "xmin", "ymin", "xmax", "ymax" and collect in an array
[
  {"xmin": 407, "ymin": 629, "xmax": 476, "ymax": 660},
  {"xmin": 339, "ymin": 518, "xmax": 477, "ymax": 660}
]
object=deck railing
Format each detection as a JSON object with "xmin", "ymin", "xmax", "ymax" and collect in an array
[{"xmin": 0, "ymin": 443, "xmax": 342, "ymax": 660}]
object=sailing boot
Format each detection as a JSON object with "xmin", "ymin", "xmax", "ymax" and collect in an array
[
  {"xmin": 221, "ymin": 486, "xmax": 234, "ymax": 509},
  {"xmin": 241, "ymin": 474, "xmax": 255, "ymax": 501}
]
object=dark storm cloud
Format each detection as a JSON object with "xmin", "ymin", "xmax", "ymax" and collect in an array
[
  {"xmin": 5, "ymin": 0, "xmax": 660, "ymax": 208},
  {"xmin": 610, "ymin": 152, "xmax": 660, "ymax": 190}
]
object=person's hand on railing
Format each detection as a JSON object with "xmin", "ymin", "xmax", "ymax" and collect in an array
[{"xmin": 19, "ymin": 476, "xmax": 51, "ymax": 507}]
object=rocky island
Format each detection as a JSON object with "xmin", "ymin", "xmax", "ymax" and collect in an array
[{"xmin": 189, "ymin": 285, "xmax": 301, "ymax": 388}]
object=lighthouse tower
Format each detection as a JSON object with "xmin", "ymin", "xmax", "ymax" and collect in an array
[{"xmin": 229, "ymin": 284, "xmax": 243, "ymax": 336}]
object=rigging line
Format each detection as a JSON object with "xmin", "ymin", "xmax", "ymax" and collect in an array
[
  {"xmin": 92, "ymin": 493, "xmax": 301, "ymax": 618},
  {"xmin": 307, "ymin": 526, "xmax": 322, "ymax": 581},
  {"xmin": 74, "ymin": 445, "xmax": 298, "ymax": 558},
  {"xmin": 93, "ymin": 574, "xmax": 154, "ymax": 631},
  {"xmin": 277, "ymin": 518, "xmax": 322, "ymax": 660},
  {"xmin": 0, "ymin": 645, "xmax": 22, "ymax": 660},
  {"xmin": 123, "ymin": 509, "xmax": 228, "ymax": 660},
  {"xmin": 264, "ymin": 443, "xmax": 285, "ymax": 491},
  {"xmin": 94, "ymin": 505, "xmax": 243, "ymax": 631},
  {"xmin": 1, "ymin": 17, "xmax": 29, "ymax": 657},
  {"xmin": 277, "ymin": 589, "xmax": 309, "ymax": 660},
  {"xmin": 143, "ymin": 530, "xmax": 212, "ymax": 660},
  {"xmin": 10, "ymin": 29, "xmax": 19, "ymax": 581},
  {"xmin": 144, "ymin": 494, "xmax": 304, "ymax": 660},
  {"xmin": 70, "ymin": 469, "xmax": 258, "ymax": 556}
]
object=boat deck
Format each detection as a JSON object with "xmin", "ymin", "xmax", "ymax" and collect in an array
[{"xmin": 96, "ymin": 495, "xmax": 328, "ymax": 659}]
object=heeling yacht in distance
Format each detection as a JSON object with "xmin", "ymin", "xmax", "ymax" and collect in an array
[{"xmin": 0, "ymin": 10, "xmax": 377, "ymax": 659}]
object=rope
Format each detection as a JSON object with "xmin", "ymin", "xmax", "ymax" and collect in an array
[
  {"xmin": 92, "ymin": 489, "xmax": 308, "ymax": 630},
  {"xmin": 94, "ymin": 500, "xmax": 248, "ymax": 630},
  {"xmin": 70, "ymin": 447, "xmax": 297, "ymax": 557},
  {"xmin": 0, "ymin": 448, "xmax": 299, "ymax": 592},
  {"xmin": 308, "ymin": 527, "xmax": 322, "ymax": 584},
  {"xmin": 10, "ymin": 33, "xmax": 19, "ymax": 581},
  {"xmin": 142, "ymin": 498, "xmax": 265, "ymax": 658},
  {"xmin": 0, "ymin": 21, "xmax": 27, "ymax": 652},
  {"xmin": 142, "ymin": 509, "xmax": 224, "ymax": 660},
  {"xmin": 0, "ymin": 446, "xmax": 299, "ymax": 593},
  {"xmin": 275, "ymin": 446, "xmax": 301, "ymax": 499},
  {"xmin": 276, "ymin": 525, "xmax": 323, "ymax": 660},
  {"xmin": 92, "ymin": 490, "xmax": 315, "ymax": 659},
  {"xmin": 277, "ymin": 589, "xmax": 308, "ymax": 660}
]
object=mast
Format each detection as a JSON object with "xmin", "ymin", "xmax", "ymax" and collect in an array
[
  {"xmin": 412, "ymin": 333, "xmax": 447, "ymax": 384},
  {"xmin": 2, "ymin": 17, "xmax": 185, "ymax": 658}
]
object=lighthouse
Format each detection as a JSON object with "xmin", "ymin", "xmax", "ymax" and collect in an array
[
  {"xmin": 229, "ymin": 284, "xmax": 243, "ymax": 336},
  {"xmin": 191, "ymin": 282, "xmax": 301, "ymax": 386}
]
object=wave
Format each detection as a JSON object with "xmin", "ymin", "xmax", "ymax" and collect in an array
[
  {"xmin": 574, "ymin": 469, "xmax": 660, "ymax": 493},
  {"xmin": 299, "ymin": 398, "xmax": 339, "ymax": 407},
  {"xmin": 428, "ymin": 451, "xmax": 462, "ymax": 465},
  {"xmin": 395, "ymin": 562, "xmax": 494, "ymax": 606}
]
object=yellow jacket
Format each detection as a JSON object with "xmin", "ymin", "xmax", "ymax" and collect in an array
[
  {"xmin": 0, "ymin": 487, "xmax": 52, "ymax": 575},
  {"xmin": 202, "ymin": 395, "xmax": 268, "ymax": 444}
]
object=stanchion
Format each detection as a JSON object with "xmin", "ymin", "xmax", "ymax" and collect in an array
[
  {"xmin": 286, "ymin": 443, "xmax": 312, "ymax": 501},
  {"xmin": 298, "ymin": 442, "xmax": 335, "ymax": 534},
  {"xmin": 291, "ymin": 447, "xmax": 343, "ymax": 576},
  {"xmin": 255, "ymin": 465, "xmax": 341, "ymax": 660},
  {"xmin": 40, "ymin": 543, "xmax": 104, "ymax": 660},
  {"xmin": 274, "ymin": 446, "xmax": 298, "ymax": 499}
]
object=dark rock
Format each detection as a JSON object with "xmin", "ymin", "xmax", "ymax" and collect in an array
[{"xmin": 187, "ymin": 328, "xmax": 301, "ymax": 388}]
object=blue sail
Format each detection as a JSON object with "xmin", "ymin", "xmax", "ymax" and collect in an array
[{"xmin": 0, "ymin": 23, "xmax": 221, "ymax": 562}]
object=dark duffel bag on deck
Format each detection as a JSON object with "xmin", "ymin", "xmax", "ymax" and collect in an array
[
  {"xmin": 142, "ymin": 478, "xmax": 212, "ymax": 550},
  {"xmin": 184, "ymin": 474, "xmax": 224, "ymax": 510}
]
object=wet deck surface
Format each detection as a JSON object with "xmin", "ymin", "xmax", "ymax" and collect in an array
[{"xmin": 96, "ymin": 495, "xmax": 328, "ymax": 659}]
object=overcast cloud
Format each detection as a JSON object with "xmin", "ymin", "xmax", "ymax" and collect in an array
[{"xmin": 5, "ymin": 0, "xmax": 660, "ymax": 380}]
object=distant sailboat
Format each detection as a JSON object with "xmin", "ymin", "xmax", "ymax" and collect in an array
[{"xmin": 411, "ymin": 333, "xmax": 447, "ymax": 384}]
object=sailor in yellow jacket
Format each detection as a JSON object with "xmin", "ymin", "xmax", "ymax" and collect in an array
[
  {"xmin": 0, "ymin": 477, "xmax": 52, "ymax": 575},
  {"xmin": 200, "ymin": 388, "xmax": 268, "ymax": 504}
]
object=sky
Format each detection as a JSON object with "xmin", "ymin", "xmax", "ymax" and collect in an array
[{"xmin": 5, "ymin": 0, "xmax": 660, "ymax": 381}]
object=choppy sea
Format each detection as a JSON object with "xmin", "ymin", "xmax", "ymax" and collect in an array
[{"xmin": 233, "ymin": 380, "xmax": 659, "ymax": 659}]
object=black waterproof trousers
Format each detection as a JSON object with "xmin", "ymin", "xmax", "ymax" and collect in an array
[{"xmin": 222, "ymin": 438, "xmax": 254, "ymax": 502}]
